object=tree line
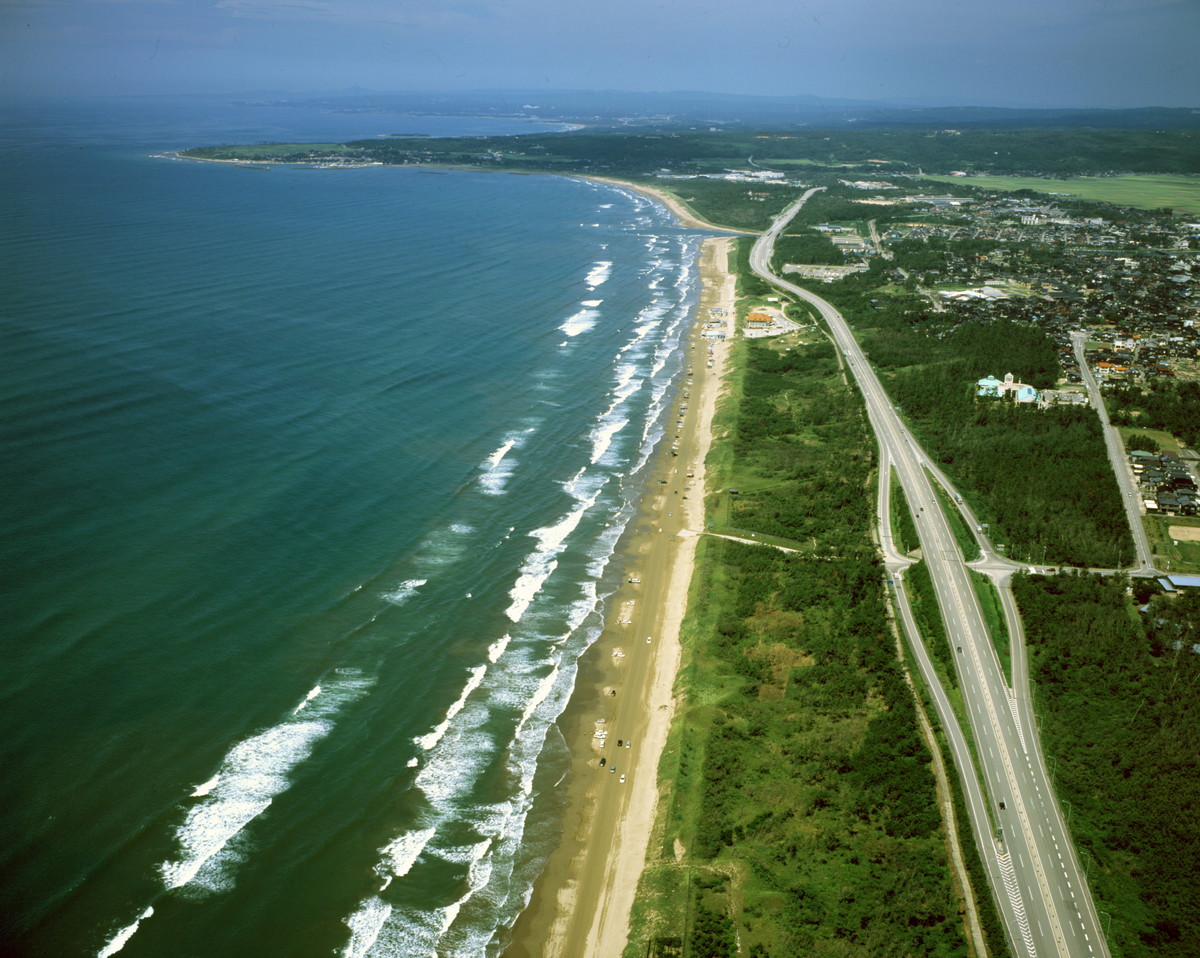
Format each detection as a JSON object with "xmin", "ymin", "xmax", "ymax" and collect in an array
[
  {"xmin": 817, "ymin": 269, "xmax": 1133, "ymax": 568},
  {"xmin": 1108, "ymin": 379, "xmax": 1200, "ymax": 448},
  {"xmin": 631, "ymin": 337, "xmax": 969, "ymax": 957},
  {"xmin": 1014, "ymin": 572, "xmax": 1200, "ymax": 957}
]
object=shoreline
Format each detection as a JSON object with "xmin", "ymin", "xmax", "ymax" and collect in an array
[
  {"xmin": 174, "ymin": 150, "xmax": 750, "ymax": 235},
  {"xmin": 171, "ymin": 149, "xmax": 736, "ymax": 954},
  {"xmin": 505, "ymin": 234, "xmax": 736, "ymax": 957},
  {"xmin": 576, "ymin": 175, "xmax": 754, "ymax": 235}
]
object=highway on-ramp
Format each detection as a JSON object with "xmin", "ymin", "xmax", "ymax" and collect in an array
[{"xmin": 750, "ymin": 194, "xmax": 1110, "ymax": 958}]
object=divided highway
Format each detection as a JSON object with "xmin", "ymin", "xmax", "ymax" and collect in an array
[{"xmin": 750, "ymin": 194, "xmax": 1111, "ymax": 958}]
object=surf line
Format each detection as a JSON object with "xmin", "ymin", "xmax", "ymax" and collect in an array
[{"xmin": 93, "ymin": 675, "xmax": 372, "ymax": 957}]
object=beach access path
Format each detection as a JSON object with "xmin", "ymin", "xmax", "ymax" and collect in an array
[{"xmin": 504, "ymin": 236, "xmax": 736, "ymax": 957}]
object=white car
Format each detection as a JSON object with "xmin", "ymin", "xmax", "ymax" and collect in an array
[{"xmin": 619, "ymin": 774, "xmax": 626, "ymax": 783}]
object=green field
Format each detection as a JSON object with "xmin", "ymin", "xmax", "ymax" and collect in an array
[
  {"xmin": 1145, "ymin": 515, "xmax": 1200, "ymax": 574},
  {"xmin": 925, "ymin": 174, "xmax": 1200, "ymax": 216}
]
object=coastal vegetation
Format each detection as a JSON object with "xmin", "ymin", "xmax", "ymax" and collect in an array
[
  {"xmin": 828, "ymin": 281, "xmax": 1132, "ymax": 567},
  {"xmin": 183, "ymin": 121, "xmax": 1197, "ymax": 955},
  {"xmin": 770, "ymin": 230, "xmax": 844, "ymax": 269},
  {"xmin": 1013, "ymin": 572, "xmax": 1200, "ymax": 958},
  {"xmin": 184, "ymin": 128, "xmax": 1200, "ymax": 179},
  {"xmin": 626, "ymin": 337, "xmax": 970, "ymax": 957}
]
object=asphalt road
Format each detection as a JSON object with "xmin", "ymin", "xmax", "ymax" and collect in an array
[
  {"xmin": 1071, "ymin": 331, "xmax": 1156, "ymax": 573},
  {"xmin": 750, "ymin": 196, "xmax": 1111, "ymax": 958}
]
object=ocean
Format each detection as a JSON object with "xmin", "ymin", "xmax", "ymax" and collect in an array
[{"xmin": 0, "ymin": 96, "xmax": 703, "ymax": 957}]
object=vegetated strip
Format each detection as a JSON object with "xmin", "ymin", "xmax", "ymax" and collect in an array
[
  {"xmin": 891, "ymin": 468, "xmax": 921, "ymax": 557},
  {"xmin": 625, "ymin": 331, "xmax": 969, "ymax": 957},
  {"xmin": 932, "ymin": 481, "xmax": 981, "ymax": 563},
  {"xmin": 1014, "ymin": 571, "xmax": 1200, "ymax": 958},
  {"xmin": 969, "ymin": 570, "xmax": 1011, "ymax": 685}
]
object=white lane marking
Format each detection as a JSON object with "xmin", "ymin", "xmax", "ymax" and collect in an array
[{"xmin": 996, "ymin": 850, "xmax": 1038, "ymax": 957}]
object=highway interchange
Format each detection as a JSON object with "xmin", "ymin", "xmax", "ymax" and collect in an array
[{"xmin": 749, "ymin": 192, "xmax": 1113, "ymax": 958}]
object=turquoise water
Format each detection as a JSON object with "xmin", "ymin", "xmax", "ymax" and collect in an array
[{"xmin": 0, "ymin": 97, "xmax": 703, "ymax": 956}]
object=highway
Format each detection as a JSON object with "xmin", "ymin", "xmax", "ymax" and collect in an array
[
  {"xmin": 1071, "ymin": 331, "xmax": 1156, "ymax": 573},
  {"xmin": 750, "ymin": 194, "xmax": 1111, "ymax": 958}
]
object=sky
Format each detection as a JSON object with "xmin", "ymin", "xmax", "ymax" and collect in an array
[{"xmin": 1, "ymin": 0, "xmax": 1198, "ymax": 108}]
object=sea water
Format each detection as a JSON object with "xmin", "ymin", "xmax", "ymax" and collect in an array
[{"xmin": 0, "ymin": 96, "xmax": 703, "ymax": 956}]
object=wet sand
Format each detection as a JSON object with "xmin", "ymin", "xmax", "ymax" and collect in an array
[
  {"xmin": 504, "ymin": 235, "xmax": 736, "ymax": 957},
  {"xmin": 579, "ymin": 176, "xmax": 754, "ymax": 234}
]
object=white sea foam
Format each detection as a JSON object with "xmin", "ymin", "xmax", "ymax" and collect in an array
[
  {"xmin": 96, "ymin": 906, "xmax": 154, "ymax": 958},
  {"xmin": 484, "ymin": 438, "xmax": 516, "ymax": 470},
  {"xmin": 376, "ymin": 826, "xmax": 438, "ymax": 887},
  {"xmin": 560, "ymin": 465, "xmax": 588, "ymax": 498},
  {"xmin": 584, "ymin": 260, "xmax": 612, "ymax": 289},
  {"xmin": 558, "ymin": 307, "xmax": 599, "ymax": 337},
  {"xmin": 503, "ymin": 486, "xmax": 600, "ymax": 623},
  {"xmin": 338, "ymin": 213, "xmax": 703, "ymax": 958},
  {"xmin": 503, "ymin": 561, "xmax": 558, "ymax": 625},
  {"xmin": 293, "ymin": 685, "xmax": 321, "ymax": 713},
  {"xmin": 516, "ymin": 666, "xmax": 559, "ymax": 735},
  {"xmin": 415, "ymin": 724, "xmax": 497, "ymax": 806},
  {"xmin": 160, "ymin": 723, "xmax": 323, "ymax": 890},
  {"xmin": 414, "ymin": 665, "xmax": 487, "ymax": 751},
  {"xmin": 486, "ymin": 634, "xmax": 511, "ymax": 663},
  {"xmin": 339, "ymin": 624, "xmax": 605, "ymax": 956},
  {"xmin": 341, "ymin": 896, "xmax": 392, "ymax": 958},
  {"xmin": 189, "ymin": 775, "xmax": 219, "ymax": 797},
  {"xmin": 479, "ymin": 432, "xmax": 529, "ymax": 495},
  {"xmin": 159, "ymin": 671, "xmax": 371, "ymax": 894},
  {"xmin": 360, "ymin": 904, "xmax": 456, "ymax": 957},
  {"xmin": 383, "ymin": 579, "xmax": 426, "ymax": 605},
  {"xmin": 429, "ymin": 841, "xmax": 495, "ymax": 954},
  {"xmin": 589, "ymin": 416, "xmax": 628, "ymax": 464}
]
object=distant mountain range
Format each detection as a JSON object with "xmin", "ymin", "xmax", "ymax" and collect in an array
[{"xmin": 242, "ymin": 88, "xmax": 1200, "ymax": 129}]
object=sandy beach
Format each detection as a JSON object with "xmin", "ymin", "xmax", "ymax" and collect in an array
[
  {"xmin": 580, "ymin": 176, "xmax": 754, "ymax": 235},
  {"xmin": 505, "ymin": 234, "xmax": 736, "ymax": 957}
]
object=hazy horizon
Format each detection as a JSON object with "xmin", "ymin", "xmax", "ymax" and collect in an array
[{"xmin": 2, "ymin": 0, "xmax": 1197, "ymax": 110}]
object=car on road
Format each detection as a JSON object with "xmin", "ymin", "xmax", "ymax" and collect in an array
[{"xmin": 619, "ymin": 774, "xmax": 626, "ymax": 783}]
